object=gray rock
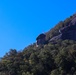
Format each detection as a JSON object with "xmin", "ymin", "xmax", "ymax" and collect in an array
[{"xmin": 50, "ymin": 16, "xmax": 76, "ymax": 42}]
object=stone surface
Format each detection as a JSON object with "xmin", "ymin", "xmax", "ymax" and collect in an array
[
  {"xmin": 50, "ymin": 16, "xmax": 76, "ymax": 42},
  {"xmin": 36, "ymin": 33, "xmax": 46, "ymax": 46},
  {"xmin": 36, "ymin": 15, "xmax": 76, "ymax": 45}
]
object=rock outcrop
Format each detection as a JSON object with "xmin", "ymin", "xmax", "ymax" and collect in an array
[
  {"xmin": 36, "ymin": 33, "xmax": 46, "ymax": 47},
  {"xmin": 50, "ymin": 15, "xmax": 76, "ymax": 42},
  {"xmin": 36, "ymin": 14, "xmax": 76, "ymax": 45}
]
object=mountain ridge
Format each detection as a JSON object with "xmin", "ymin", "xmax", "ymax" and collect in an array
[
  {"xmin": 36, "ymin": 14, "xmax": 76, "ymax": 46},
  {"xmin": 0, "ymin": 14, "xmax": 76, "ymax": 75}
]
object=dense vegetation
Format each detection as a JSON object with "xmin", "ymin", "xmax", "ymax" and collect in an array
[{"xmin": 0, "ymin": 14, "xmax": 76, "ymax": 75}]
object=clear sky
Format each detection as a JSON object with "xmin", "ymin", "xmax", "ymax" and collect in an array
[{"xmin": 0, "ymin": 0, "xmax": 76, "ymax": 57}]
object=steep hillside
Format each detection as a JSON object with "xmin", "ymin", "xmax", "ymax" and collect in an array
[
  {"xmin": 46, "ymin": 14, "xmax": 76, "ymax": 39},
  {"xmin": 0, "ymin": 14, "xmax": 76, "ymax": 75}
]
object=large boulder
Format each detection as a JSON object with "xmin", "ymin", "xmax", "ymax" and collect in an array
[{"xmin": 36, "ymin": 33, "xmax": 46, "ymax": 46}]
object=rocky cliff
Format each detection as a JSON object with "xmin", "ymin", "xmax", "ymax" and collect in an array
[{"xmin": 50, "ymin": 14, "xmax": 76, "ymax": 42}]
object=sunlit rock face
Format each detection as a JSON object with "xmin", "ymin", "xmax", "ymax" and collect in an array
[
  {"xmin": 61, "ymin": 16, "xmax": 76, "ymax": 40},
  {"xmin": 50, "ymin": 15, "xmax": 76, "ymax": 42},
  {"xmin": 70, "ymin": 15, "xmax": 76, "ymax": 25},
  {"xmin": 36, "ymin": 15, "xmax": 76, "ymax": 45},
  {"xmin": 61, "ymin": 30, "xmax": 76, "ymax": 40}
]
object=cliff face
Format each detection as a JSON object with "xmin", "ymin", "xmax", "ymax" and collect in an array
[
  {"xmin": 50, "ymin": 15, "xmax": 76, "ymax": 42},
  {"xmin": 61, "ymin": 16, "xmax": 76, "ymax": 40},
  {"xmin": 62, "ymin": 30, "xmax": 76, "ymax": 40}
]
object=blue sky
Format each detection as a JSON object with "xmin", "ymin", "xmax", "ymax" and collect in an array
[{"xmin": 0, "ymin": 0, "xmax": 76, "ymax": 57}]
